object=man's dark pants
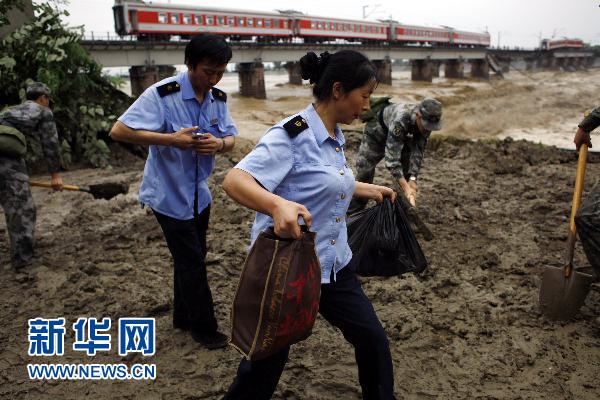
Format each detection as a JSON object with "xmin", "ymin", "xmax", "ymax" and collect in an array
[
  {"xmin": 153, "ymin": 203, "xmax": 218, "ymax": 335},
  {"xmin": 224, "ymin": 267, "xmax": 396, "ymax": 400}
]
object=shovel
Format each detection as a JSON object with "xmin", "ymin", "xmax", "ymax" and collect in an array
[
  {"xmin": 539, "ymin": 144, "xmax": 595, "ymax": 320},
  {"xmin": 30, "ymin": 180, "xmax": 129, "ymax": 200}
]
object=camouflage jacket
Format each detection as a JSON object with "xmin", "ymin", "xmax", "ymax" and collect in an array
[
  {"xmin": 0, "ymin": 100, "xmax": 61, "ymax": 179},
  {"xmin": 579, "ymin": 107, "xmax": 600, "ymax": 133},
  {"xmin": 364, "ymin": 102, "xmax": 429, "ymax": 180}
]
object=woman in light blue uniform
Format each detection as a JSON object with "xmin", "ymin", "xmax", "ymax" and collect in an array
[{"xmin": 222, "ymin": 51, "xmax": 397, "ymax": 400}]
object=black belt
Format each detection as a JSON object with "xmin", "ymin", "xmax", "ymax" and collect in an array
[{"xmin": 378, "ymin": 106, "xmax": 389, "ymax": 135}]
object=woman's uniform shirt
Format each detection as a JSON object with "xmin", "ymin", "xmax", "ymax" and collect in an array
[
  {"xmin": 118, "ymin": 71, "xmax": 237, "ymax": 220},
  {"xmin": 236, "ymin": 104, "xmax": 355, "ymax": 283}
]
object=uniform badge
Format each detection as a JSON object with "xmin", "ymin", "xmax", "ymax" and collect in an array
[
  {"xmin": 212, "ymin": 87, "xmax": 227, "ymax": 102},
  {"xmin": 210, "ymin": 118, "xmax": 219, "ymax": 125},
  {"xmin": 283, "ymin": 115, "xmax": 309, "ymax": 138},
  {"xmin": 156, "ymin": 82, "xmax": 180, "ymax": 97}
]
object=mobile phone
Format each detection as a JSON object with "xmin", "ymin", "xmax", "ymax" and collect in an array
[{"xmin": 191, "ymin": 132, "xmax": 207, "ymax": 139}]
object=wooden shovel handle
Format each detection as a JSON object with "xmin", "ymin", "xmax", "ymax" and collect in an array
[
  {"xmin": 29, "ymin": 180, "xmax": 84, "ymax": 192},
  {"xmin": 565, "ymin": 144, "xmax": 588, "ymax": 274}
]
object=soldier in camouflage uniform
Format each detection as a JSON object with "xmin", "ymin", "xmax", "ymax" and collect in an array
[
  {"xmin": 573, "ymin": 106, "xmax": 600, "ymax": 280},
  {"xmin": 0, "ymin": 82, "xmax": 63, "ymax": 270},
  {"xmin": 348, "ymin": 97, "xmax": 442, "ymax": 214}
]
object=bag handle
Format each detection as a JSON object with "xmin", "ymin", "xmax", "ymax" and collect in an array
[{"xmin": 264, "ymin": 225, "xmax": 311, "ymax": 241}]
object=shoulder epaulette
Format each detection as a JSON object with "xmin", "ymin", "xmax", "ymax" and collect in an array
[
  {"xmin": 212, "ymin": 87, "xmax": 227, "ymax": 102},
  {"xmin": 283, "ymin": 115, "xmax": 309, "ymax": 138},
  {"xmin": 156, "ymin": 81, "xmax": 180, "ymax": 97}
]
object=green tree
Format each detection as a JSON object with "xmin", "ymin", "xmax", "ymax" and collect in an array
[{"xmin": 0, "ymin": 1, "xmax": 131, "ymax": 168}]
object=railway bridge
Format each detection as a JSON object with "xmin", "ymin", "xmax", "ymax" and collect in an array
[{"xmin": 81, "ymin": 38, "xmax": 595, "ymax": 98}]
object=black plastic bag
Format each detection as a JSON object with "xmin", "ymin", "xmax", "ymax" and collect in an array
[
  {"xmin": 575, "ymin": 183, "xmax": 600, "ymax": 277},
  {"xmin": 347, "ymin": 197, "xmax": 427, "ymax": 276}
]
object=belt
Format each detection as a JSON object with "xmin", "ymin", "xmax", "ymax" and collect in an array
[{"xmin": 378, "ymin": 105, "xmax": 389, "ymax": 135}]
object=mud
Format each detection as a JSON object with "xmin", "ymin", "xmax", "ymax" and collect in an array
[{"xmin": 1, "ymin": 69, "xmax": 600, "ymax": 399}]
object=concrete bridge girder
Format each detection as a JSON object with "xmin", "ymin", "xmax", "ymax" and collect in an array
[{"xmin": 82, "ymin": 41, "xmax": 487, "ymax": 68}]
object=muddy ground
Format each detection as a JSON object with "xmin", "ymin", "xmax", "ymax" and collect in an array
[{"xmin": 1, "ymin": 69, "xmax": 600, "ymax": 399}]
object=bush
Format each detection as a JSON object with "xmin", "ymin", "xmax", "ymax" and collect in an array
[{"xmin": 0, "ymin": 1, "xmax": 131, "ymax": 168}]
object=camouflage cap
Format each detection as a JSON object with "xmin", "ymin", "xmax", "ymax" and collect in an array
[
  {"xmin": 26, "ymin": 82, "xmax": 51, "ymax": 99},
  {"xmin": 419, "ymin": 98, "xmax": 442, "ymax": 131}
]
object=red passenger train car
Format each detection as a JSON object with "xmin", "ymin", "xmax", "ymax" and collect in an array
[
  {"xmin": 540, "ymin": 38, "xmax": 584, "ymax": 51},
  {"xmin": 113, "ymin": 0, "xmax": 490, "ymax": 47}
]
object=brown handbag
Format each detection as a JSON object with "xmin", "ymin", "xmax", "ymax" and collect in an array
[{"xmin": 230, "ymin": 227, "xmax": 321, "ymax": 361}]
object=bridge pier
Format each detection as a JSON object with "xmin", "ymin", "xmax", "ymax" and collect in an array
[
  {"xmin": 285, "ymin": 62, "xmax": 303, "ymax": 85},
  {"xmin": 444, "ymin": 60, "xmax": 464, "ymax": 79},
  {"xmin": 411, "ymin": 60, "xmax": 433, "ymax": 82},
  {"xmin": 470, "ymin": 59, "xmax": 489, "ymax": 79},
  {"xmin": 129, "ymin": 65, "xmax": 176, "ymax": 97},
  {"xmin": 238, "ymin": 62, "xmax": 266, "ymax": 99},
  {"xmin": 525, "ymin": 59, "xmax": 535, "ymax": 71},
  {"xmin": 564, "ymin": 58, "xmax": 576, "ymax": 71},
  {"xmin": 587, "ymin": 57, "xmax": 595, "ymax": 68},
  {"xmin": 431, "ymin": 61, "xmax": 440, "ymax": 78},
  {"xmin": 373, "ymin": 59, "xmax": 392, "ymax": 85}
]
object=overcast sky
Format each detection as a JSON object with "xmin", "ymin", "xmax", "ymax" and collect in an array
[{"xmin": 63, "ymin": 0, "xmax": 600, "ymax": 48}]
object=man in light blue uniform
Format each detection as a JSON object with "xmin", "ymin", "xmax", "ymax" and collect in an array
[{"xmin": 110, "ymin": 34, "xmax": 237, "ymax": 349}]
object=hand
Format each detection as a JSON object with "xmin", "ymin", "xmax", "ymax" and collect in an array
[
  {"xmin": 50, "ymin": 172, "xmax": 63, "ymax": 191},
  {"xmin": 271, "ymin": 197, "xmax": 312, "ymax": 239},
  {"xmin": 574, "ymin": 127, "xmax": 592, "ymax": 151},
  {"xmin": 367, "ymin": 184, "xmax": 396, "ymax": 204},
  {"xmin": 171, "ymin": 126, "xmax": 199, "ymax": 150},
  {"xmin": 400, "ymin": 179, "xmax": 417, "ymax": 207},
  {"xmin": 192, "ymin": 132, "xmax": 224, "ymax": 155}
]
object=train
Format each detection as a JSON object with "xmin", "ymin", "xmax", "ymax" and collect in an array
[
  {"xmin": 540, "ymin": 38, "xmax": 584, "ymax": 51},
  {"xmin": 112, "ymin": 0, "xmax": 490, "ymax": 47}
]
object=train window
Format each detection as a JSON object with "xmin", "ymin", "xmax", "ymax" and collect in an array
[
  {"xmin": 265, "ymin": 19, "xmax": 271, "ymax": 28},
  {"xmin": 248, "ymin": 18, "xmax": 254, "ymax": 27},
  {"xmin": 257, "ymin": 19, "xmax": 263, "ymax": 27},
  {"xmin": 217, "ymin": 16, "xmax": 224, "ymax": 25},
  {"xmin": 311, "ymin": 21, "xmax": 315, "ymax": 29},
  {"xmin": 183, "ymin": 14, "xmax": 191, "ymax": 24},
  {"xmin": 171, "ymin": 14, "xmax": 179, "ymax": 24},
  {"xmin": 239, "ymin": 17, "xmax": 245, "ymax": 26},
  {"xmin": 194, "ymin": 15, "xmax": 203, "ymax": 25},
  {"xmin": 158, "ymin": 13, "xmax": 167, "ymax": 24},
  {"xmin": 206, "ymin": 16, "xmax": 214, "ymax": 25}
]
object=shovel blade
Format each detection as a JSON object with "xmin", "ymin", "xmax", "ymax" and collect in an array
[
  {"xmin": 88, "ymin": 182, "xmax": 129, "ymax": 200},
  {"xmin": 539, "ymin": 265, "xmax": 594, "ymax": 320}
]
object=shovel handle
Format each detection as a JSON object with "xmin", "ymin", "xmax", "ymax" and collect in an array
[
  {"xmin": 565, "ymin": 144, "xmax": 588, "ymax": 273},
  {"xmin": 29, "ymin": 180, "xmax": 85, "ymax": 192}
]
